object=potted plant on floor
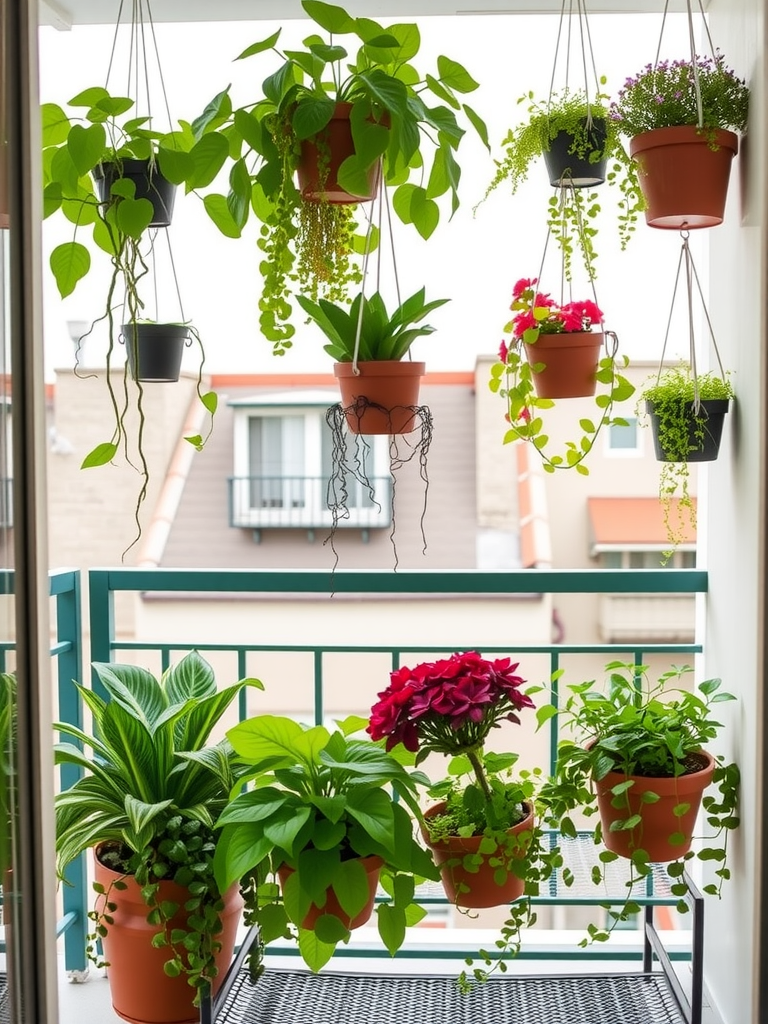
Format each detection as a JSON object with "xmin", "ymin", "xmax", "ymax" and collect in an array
[
  {"xmin": 489, "ymin": 276, "xmax": 635, "ymax": 475},
  {"xmin": 213, "ymin": 713, "xmax": 440, "ymax": 974},
  {"xmin": 188, "ymin": 0, "xmax": 488, "ymax": 353},
  {"xmin": 610, "ymin": 53, "xmax": 750, "ymax": 228},
  {"xmin": 368, "ymin": 651, "xmax": 560, "ymax": 986},
  {"xmin": 479, "ymin": 88, "xmax": 643, "ymax": 272},
  {"xmin": 641, "ymin": 365, "xmax": 733, "ymax": 555},
  {"xmin": 536, "ymin": 660, "xmax": 740, "ymax": 943},
  {"xmin": 54, "ymin": 651, "xmax": 263, "ymax": 1024}
]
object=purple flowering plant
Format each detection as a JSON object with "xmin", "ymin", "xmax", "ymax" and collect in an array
[{"xmin": 610, "ymin": 53, "xmax": 749, "ymax": 140}]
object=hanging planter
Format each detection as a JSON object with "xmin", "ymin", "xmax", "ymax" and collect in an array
[
  {"xmin": 296, "ymin": 102, "xmax": 382, "ymax": 203},
  {"xmin": 629, "ymin": 127, "xmax": 738, "ymax": 229},
  {"xmin": 333, "ymin": 359, "xmax": 426, "ymax": 435},
  {"xmin": 122, "ymin": 322, "xmax": 190, "ymax": 383},
  {"xmin": 646, "ymin": 394, "xmax": 730, "ymax": 463},
  {"xmin": 94, "ymin": 158, "xmax": 177, "ymax": 227},
  {"xmin": 277, "ymin": 855, "xmax": 383, "ymax": 929},
  {"xmin": 543, "ymin": 117, "xmax": 608, "ymax": 187},
  {"xmin": 523, "ymin": 329, "xmax": 604, "ymax": 399}
]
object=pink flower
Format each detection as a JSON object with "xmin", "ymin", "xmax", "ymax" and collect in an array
[
  {"xmin": 513, "ymin": 277, "xmax": 537, "ymax": 300},
  {"xmin": 498, "ymin": 340, "xmax": 508, "ymax": 363}
]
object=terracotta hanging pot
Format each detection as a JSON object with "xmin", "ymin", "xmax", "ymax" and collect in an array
[
  {"xmin": 646, "ymin": 398, "xmax": 730, "ymax": 463},
  {"xmin": 630, "ymin": 126, "xmax": 738, "ymax": 229},
  {"xmin": 334, "ymin": 360, "xmax": 426, "ymax": 435},
  {"xmin": 523, "ymin": 331, "xmax": 603, "ymax": 399},
  {"xmin": 297, "ymin": 102, "xmax": 382, "ymax": 203},
  {"xmin": 94, "ymin": 847, "xmax": 243, "ymax": 1024},
  {"xmin": 594, "ymin": 750, "xmax": 715, "ymax": 862},
  {"xmin": 543, "ymin": 118, "xmax": 608, "ymax": 188},
  {"xmin": 94, "ymin": 158, "xmax": 177, "ymax": 227},
  {"xmin": 122, "ymin": 323, "xmax": 190, "ymax": 383},
  {"xmin": 277, "ymin": 855, "xmax": 383, "ymax": 930},
  {"xmin": 421, "ymin": 801, "xmax": 534, "ymax": 909}
]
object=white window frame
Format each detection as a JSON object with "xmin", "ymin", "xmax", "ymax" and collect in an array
[{"xmin": 604, "ymin": 416, "xmax": 643, "ymax": 458}]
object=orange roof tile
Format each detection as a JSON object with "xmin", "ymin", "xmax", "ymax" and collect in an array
[{"xmin": 588, "ymin": 496, "xmax": 696, "ymax": 547}]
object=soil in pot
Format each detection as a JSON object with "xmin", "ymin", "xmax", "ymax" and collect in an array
[
  {"xmin": 94, "ymin": 159, "xmax": 177, "ymax": 227},
  {"xmin": 646, "ymin": 398, "xmax": 729, "ymax": 463},
  {"xmin": 94, "ymin": 846, "xmax": 243, "ymax": 1024},
  {"xmin": 334, "ymin": 360, "xmax": 426, "ymax": 434},
  {"xmin": 297, "ymin": 102, "xmax": 382, "ymax": 203},
  {"xmin": 629, "ymin": 127, "xmax": 738, "ymax": 230},
  {"xmin": 543, "ymin": 119, "xmax": 608, "ymax": 188},
  {"xmin": 277, "ymin": 855, "xmax": 383, "ymax": 930},
  {"xmin": 594, "ymin": 750, "xmax": 715, "ymax": 862},
  {"xmin": 524, "ymin": 331, "xmax": 603, "ymax": 399},
  {"xmin": 421, "ymin": 801, "xmax": 534, "ymax": 909},
  {"xmin": 122, "ymin": 323, "xmax": 189, "ymax": 383}
]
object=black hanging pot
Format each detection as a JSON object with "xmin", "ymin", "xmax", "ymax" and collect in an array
[
  {"xmin": 646, "ymin": 398, "xmax": 729, "ymax": 463},
  {"xmin": 95, "ymin": 158, "xmax": 176, "ymax": 227},
  {"xmin": 543, "ymin": 118, "xmax": 608, "ymax": 187},
  {"xmin": 122, "ymin": 323, "xmax": 189, "ymax": 383}
]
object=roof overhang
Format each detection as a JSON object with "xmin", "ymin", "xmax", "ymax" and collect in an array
[{"xmin": 588, "ymin": 496, "xmax": 697, "ymax": 554}]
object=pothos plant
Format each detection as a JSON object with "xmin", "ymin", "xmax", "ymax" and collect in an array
[
  {"xmin": 42, "ymin": 87, "xmax": 218, "ymax": 549},
  {"xmin": 489, "ymin": 277, "xmax": 635, "ymax": 474},
  {"xmin": 478, "ymin": 88, "xmax": 644, "ymax": 278},
  {"xmin": 535, "ymin": 661, "xmax": 740, "ymax": 945},
  {"xmin": 187, "ymin": 0, "xmax": 489, "ymax": 353}
]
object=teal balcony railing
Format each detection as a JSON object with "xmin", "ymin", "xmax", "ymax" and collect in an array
[{"xmin": 228, "ymin": 475, "xmax": 392, "ymax": 531}]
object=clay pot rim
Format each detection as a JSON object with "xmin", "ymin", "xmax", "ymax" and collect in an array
[
  {"xmin": 590, "ymin": 745, "xmax": 715, "ymax": 784},
  {"xmin": 629, "ymin": 125, "xmax": 739, "ymax": 157},
  {"xmin": 422, "ymin": 798, "xmax": 535, "ymax": 851},
  {"xmin": 333, "ymin": 359, "xmax": 426, "ymax": 378}
]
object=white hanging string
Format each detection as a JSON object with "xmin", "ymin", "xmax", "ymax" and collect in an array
[
  {"xmin": 350, "ymin": 168, "xmax": 390, "ymax": 374},
  {"xmin": 655, "ymin": 0, "xmax": 717, "ymax": 131},
  {"xmin": 548, "ymin": 0, "xmax": 603, "ymax": 118}
]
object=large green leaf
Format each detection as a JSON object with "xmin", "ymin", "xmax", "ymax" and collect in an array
[
  {"xmin": 334, "ymin": 858, "xmax": 370, "ymax": 918},
  {"xmin": 436, "ymin": 55, "xmax": 479, "ymax": 94},
  {"xmin": 203, "ymin": 194, "xmax": 242, "ymax": 238},
  {"xmin": 228, "ymin": 715, "xmax": 329, "ymax": 767},
  {"xmin": 93, "ymin": 662, "xmax": 168, "ymax": 730},
  {"xmin": 41, "ymin": 103, "xmax": 70, "ymax": 146},
  {"xmin": 296, "ymin": 928, "xmax": 336, "ymax": 972},
  {"xmin": 303, "ymin": 0, "xmax": 356, "ymax": 34},
  {"xmin": 175, "ymin": 679, "xmax": 262, "ymax": 758},
  {"xmin": 98, "ymin": 702, "xmax": 164, "ymax": 802},
  {"xmin": 263, "ymin": 805, "xmax": 312, "ymax": 855},
  {"xmin": 356, "ymin": 70, "xmax": 408, "ymax": 116},
  {"xmin": 185, "ymin": 132, "xmax": 230, "ymax": 190},
  {"xmin": 115, "ymin": 197, "xmax": 154, "ymax": 239},
  {"xmin": 190, "ymin": 87, "xmax": 233, "ymax": 138},
  {"xmin": 377, "ymin": 902, "xmax": 406, "ymax": 955},
  {"xmin": 164, "ymin": 650, "xmax": 215, "ymax": 704},
  {"xmin": 213, "ymin": 823, "xmax": 273, "ymax": 892},
  {"xmin": 292, "ymin": 97, "xmax": 335, "ymax": 140},
  {"xmin": 124, "ymin": 794, "xmax": 173, "ymax": 837},
  {"xmin": 49, "ymin": 242, "xmax": 90, "ymax": 298},
  {"xmin": 216, "ymin": 786, "xmax": 291, "ymax": 827},
  {"xmin": 345, "ymin": 788, "xmax": 395, "ymax": 851},
  {"xmin": 67, "ymin": 123, "xmax": 106, "ymax": 176},
  {"xmin": 236, "ymin": 30, "xmax": 282, "ymax": 61}
]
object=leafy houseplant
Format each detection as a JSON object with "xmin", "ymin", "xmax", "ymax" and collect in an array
[
  {"xmin": 213, "ymin": 714, "xmax": 440, "ymax": 974},
  {"xmin": 536, "ymin": 661, "xmax": 740, "ymax": 944},
  {"xmin": 610, "ymin": 54, "xmax": 750, "ymax": 228},
  {"xmin": 489, "ymin": 277, "xmax": 635, "ymax": 475},
  {"xmin": 641, "ymin": 366, "xmax": 733, "ymax": 556},
  {"xmin": 42, "ymin": 88, "xmax": 218, "ymax": 548},
  {"xmin": 479, "ymin": 89, "xmax": 644, "ymax": 273},
  {"xmin": 54, "ymin": 652, "xmax": 263, "ymax": 1021},
  {"xmin": 190, "ymin": 0, "xmax": 488, "ymax": 352},
  {"xmin": 368, "ymin": 651, "xmax": 560, "ymax": 985}
]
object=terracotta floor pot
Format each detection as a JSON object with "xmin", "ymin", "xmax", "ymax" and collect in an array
[
  {"xmin": 630, "ymin": 126, "xmax": 738, "ymax": 230},
  {"xmin": 594, "ymin": 750, "xmax": 715, "ymax": 863},
  {"xmin": 421, "ymin": 801, "xmax": 534, "ymax": 909},
  {"xmin": 277, "ymin": 855, "xmax": 383, "ymax": 929},
  {"xmin": 334, "ymin": 360, "xmax": 426, "ymax": 435},
  {"xmin": 94, "ymin": 847, "xmax": 243, "ymax": 1024},
  {"xmin": 646, "ymin": 398, "xmax": 729, "ymax": 464},
  {"xmin": 524, "ymin": 331, "xmax": 603, "ymax": 399},
  {"xmin": 297, "ymin": 102, "xmax": 382, "ymax": 203}
]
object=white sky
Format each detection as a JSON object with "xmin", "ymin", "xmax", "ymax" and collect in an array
[{"xmin": 38, "ymin": 10, "xmax": 714, "ymax": 380}]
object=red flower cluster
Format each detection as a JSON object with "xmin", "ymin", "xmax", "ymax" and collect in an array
[
  {"xmin": 368, "ymin": 650, "xmax": 534, "ymax": 756},
  {"xmin": 504, "ymin": 276, "xmax": 603, "ymax": 345}
]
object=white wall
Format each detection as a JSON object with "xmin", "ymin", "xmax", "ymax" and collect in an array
[{"xmin": 704, "ymin": 2, "xmax": 765, "ymax": 1022}]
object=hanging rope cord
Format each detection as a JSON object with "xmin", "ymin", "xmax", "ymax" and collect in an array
[
  {"xmin": 656, "ymin": 230, "xmax": 726, "ymax": 413},
  {"xmin": 656, "ymin": 0, "xmax": 717, "ymax": 131},
  {"xmin": 350, "ymin": 176, "xmax": 403, "ymax": 374},
  {"xmin": 548, "ymin": 0, "xmax": 602, "ymax": 123},
  {"xmin": 105, "ymin": 0, "xmax": 188, "ymax": 332}
]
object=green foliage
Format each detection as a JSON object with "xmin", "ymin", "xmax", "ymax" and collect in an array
[
  {"xmin": 54, "ymin": 651, "xmax": 263, "ymax": 999},
  {"xmin": 479, "ymin": 88, "xmax": 644, "ymax": 262},
  {"xmin": 296, "ymin": 287, "xmax": 448, "ymax": 361},
  {"xmin": 538, "ymin": 661, "xmax": 740, "ymax": 941},
  {"xmin": 190, "ymin": 0, "xmax": 489, "ymax": 352},
  {"xmin": 214, "ymin": 714, "xmax": 440, "ymax": 971},
  {"xmin": 0, "ymin": 673, "xmax": 15, "ymax": 877},
  {"xmin": 641, "ymin": 366, "xmax": 734, "ymax": 557}
]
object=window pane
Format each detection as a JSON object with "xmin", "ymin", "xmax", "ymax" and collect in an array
[{"xmin": 608, "ymin": 418, "xmax": 638, "ymax": 450}]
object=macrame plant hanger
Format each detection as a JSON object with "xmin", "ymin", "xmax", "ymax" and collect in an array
[{"xmin": 656, "ymin": 0, "xmax": 717, "ymax": 125}]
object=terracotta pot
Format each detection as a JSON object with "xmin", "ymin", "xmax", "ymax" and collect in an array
[
  {"xmin": 122, "ymin": 323, "xmax": 190, "ymax": 383},
  {"xmin": 630, "ymin": 127, "xmax": 739, "ymax": 230},
  {"xmin": 646, "ymin": 398, "xmax": 730, "ymax": 464},
  {"xmin": 421, "ymin": 801, "xmax": 534, "ymax": 909},
  {"xmin": 94, "ymin": 159, "xmax": 177, "ymax": 227},
  {"xmin": 543, "ymin": 119, "xmax": 608, "ymax": 188},
  {"xmin": 277, "ymin": 855, "xmax": 383, "ymax": 930},
  {"xmin": 94, "ymin": 847, "xmax": 243, "ymax": 1024},
  {"xmin": 334, "ymin": 360, "xmax": 426, "ymax": 435},
  {"xmin": 297, "ymin": 102, "xmax": 382, "ymax": 203},
  {"xmin": 594, "ymin": 750, "xmax": 715, "ymax": 863},
  {"xmin": 523, "ymin": 331, "xmax": 603, "ymax": 399}
]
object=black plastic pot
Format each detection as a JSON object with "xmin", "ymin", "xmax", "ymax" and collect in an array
[
  {"xmin": 543, "ymin": 118, "xmax": 608, "ymax": 187},
  {"xmin": 122, "ymin": 323, "xmax": 189, "ymax": 383},
  {"xmin": 646, "ymin": 398, "xmax": 729, "ymax": 463},
  {"xmin": 95, "ymin": 159, "xmax": 176, "ymax": 227}
]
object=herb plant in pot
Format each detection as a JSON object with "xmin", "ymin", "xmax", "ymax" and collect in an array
[
  {"xmin": 489, "ymin": 277, "xmax": 635, "ymax": 475},
  {"xmin": 537, "ymin": 661, "xmax": 740, "ymax": 941},
  {"xmin": 54, "ymin": 652, "xmax": 263, "ymax": 1024},
  {"xmin": 190, "ymin": 0, "xmax": 488, "ymax": 353},
  {"xmin": 610, "ymin": 53, "xmax": 750, "ymax": 229},
  {"xmin": 641, "ymin": 365, "xmax": 733, "ymax": 554},
  {"xmin": 213, "ymin": 714, "xmax": 440, "ymax": 973}
]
